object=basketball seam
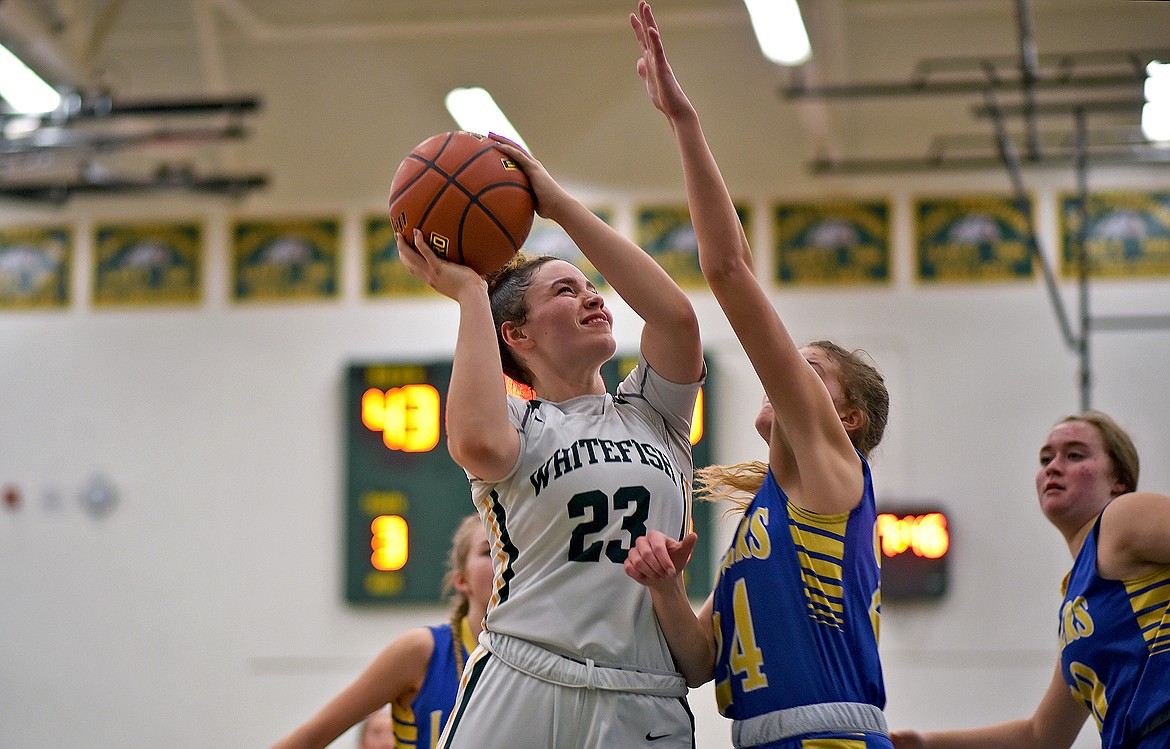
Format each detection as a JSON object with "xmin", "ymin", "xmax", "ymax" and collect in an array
[
  {"xmin": 458, "ymin": 183, "xmax": 534, "ymax": 255},
  {"xmin": 418, "ymin": 142, "xmax": 497, "ymax": 264}
]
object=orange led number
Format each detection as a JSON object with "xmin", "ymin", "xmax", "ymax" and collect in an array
[
  {"xmin": 361, "ymin": 384, "xmax": 440, "ymax": 452},
  {"xmin": 371, "ymin": 514, "xmax": 409, "ymax": 571},
  {"xmin": 877, "ymin": 512, "xmax": 950, "ymax": 560},
  {"xmin": 690, "ymin": 388, "xmax": 705, "ymax": 446}
]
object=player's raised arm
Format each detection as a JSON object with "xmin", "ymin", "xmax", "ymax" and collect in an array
[
  {"xmin": 634, "ymin": 0, "xmax": 862, "ymax": 514},
  {"xmin": 396, "ymin": 230, "xmax": 519, "ymax": 481},
  {"xmin": 489, "ymin": 134, "xmax": 702, "ymax": 387}
]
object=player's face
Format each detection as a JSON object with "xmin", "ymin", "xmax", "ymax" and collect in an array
[
  {"xmin": 1036, "ymin": 420, "xmax": 1123, "ymax": 527},
  {"xmin": 754, "ymin": 396, "xmax": 774, "ymax": 444},
  {"xmin": 520, "ymin": 260, "xmax": 614, "ymax": 363},
  {"xmin": 459, "ymin": 525, "xmax": 495, "ymax": 612},
  {"xmin": 801, "ymin": 346, "xmax": 847, "ymax": 412}
]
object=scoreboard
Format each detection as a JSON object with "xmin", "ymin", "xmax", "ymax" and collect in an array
[
  {"xmin": 344, "ymin": 356, "xmax": 716, "ymax": 604},
  {"xmin": 876, "ymin": 507, "xmax": 951, "ymax": 601}
]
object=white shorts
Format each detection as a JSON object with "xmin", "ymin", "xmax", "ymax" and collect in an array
[{"xmin": 438, "ymin": 633, "xmax": 696, "ymax": 749}]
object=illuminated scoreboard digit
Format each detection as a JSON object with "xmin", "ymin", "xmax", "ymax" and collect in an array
[
  {"xmin": 876, "ymin": 507, "xmax": 951, "ymax": 601},
  {"xmin": 344, "ymin": 357, "xmax": 716, "ymax": 604}
]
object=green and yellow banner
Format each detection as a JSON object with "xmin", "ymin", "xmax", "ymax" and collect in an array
[
  {"xmin": 0, "ymin": 225, "xmax": 71, "ymax": 309},
  {"xmin": 1060, "ymin": 191, "xmax": 1170, "ymax": 278},
  {"xmin": 916, "ymin": 195, "xmax": 1035, "ymax": 283},
  {"xmin": 233, "ymin": 217, "xmax": 340, "ymax": 302},
  {"xmin": 773, "ymin": 201, "xmax": 890, "ymax": 286},
  {"xmin": 93, "ymin": 221, "xmax": 201, "ymax": 306}
]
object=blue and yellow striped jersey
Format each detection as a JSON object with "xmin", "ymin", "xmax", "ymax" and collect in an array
[
  {"xmin": 1060, "ymin": 513, "xmax": 1170, "ymax": 749},
  {"xmin": 711, "ymin": 458, "xmax": 886, "ymax": 727},
  {"xmin": 391, "ymin": 621, "xmax": 474, "ymax": 749}
]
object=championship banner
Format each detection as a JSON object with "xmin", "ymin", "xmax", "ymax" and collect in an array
[
  {"xmin": 1059, "ymin": 191, "xmax": 1170, "ymax": 278},
  {"xmin": 93, "ymin": 221, "xmax": 202, "ymax": 306},
  {"xmin": 365, "ymin": 216, "xmax": 434, "ymax": 298},
  {"xmin": 0, "ymin": 225, "xmax": 71, "ymax": 310},
  {"xmin": 916, "ymin": 195, "xmax": 1035, "ymax": 283},
  {"xmin": 523, "ymin": 211, "xmax": 612, "ymax": 288},
  {"xmin": 773, "ymin": 201, "xmax": 890, "ymax": 286},
  {"xmin": 232, "ymin": 217, "xmax": 340, "ymax": 302},
  {"xmin": 636, "ymin": 203, "xmax": 752, "ymax": 289}
]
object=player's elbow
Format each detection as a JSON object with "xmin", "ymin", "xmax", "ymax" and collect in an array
[
  {"xmin": 674, "ymin": 643, "xmax": 716, "ymax": 688},
  {"xmin": 700, "ymin": 252, "xmax": 752, "ymax": 291},
  {"xmin": 682, "ymin": 662, "xmax": 715, "ymax": 688},
  {"xmin": 665, "ymin": 303, "xmax": 701, "ymax": 343},
  {"xmin": 448, "ymin": 430, "xmax": 516, "ymax": 483}
]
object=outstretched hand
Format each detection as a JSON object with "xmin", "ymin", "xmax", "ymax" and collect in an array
[
  {"xmin": 624, "ymin": 529, "xmax": 697, "ymax": 591},
  {"xmin": 630, "ymin": 1, "xmax": 695, "ymax": 122},
  {"xmin": 396, "ymin": 228, "xmax": 485, "ymax": 300}
]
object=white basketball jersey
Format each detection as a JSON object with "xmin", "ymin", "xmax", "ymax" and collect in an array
[{"xmin": 470, "ymin": 356, "xmax": 701, "ymax": 673}]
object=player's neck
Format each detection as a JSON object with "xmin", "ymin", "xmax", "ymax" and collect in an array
[
  {"xmin": 530, "ymin": 370, "xmax": 606, "ymax": 403},
  {"xmin": 464, "ymin": 611, "xmax": 485, "ymax": 643}
]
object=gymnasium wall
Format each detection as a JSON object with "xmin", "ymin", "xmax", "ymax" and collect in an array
[
  {"xmin": 3, "ymin": 8, "xmax": 1170, "ymax": 748},
  {"xmin": 3, "ymin": 166, "xmax": 1168, "ymax": 749}
]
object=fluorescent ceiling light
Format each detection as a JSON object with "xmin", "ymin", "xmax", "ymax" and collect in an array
[
  {"xmin": 1143, "ymin": 61, "xmax": 1170, "ymax": 143},
  {"xmin": 744, "ymin": 0, "xmax": 812, "ymax": 66},
  {"xmin": 445, "ymin": 87, "xmax": 530, "ymax": 152},
  {"xmin": 0, "ymin": 41, "xmax": 61, "ymax": 114}
]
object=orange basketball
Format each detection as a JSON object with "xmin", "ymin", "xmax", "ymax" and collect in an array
[{"xmin": 389, "ymin": 131, "xmax": 535, "ymax": 276}]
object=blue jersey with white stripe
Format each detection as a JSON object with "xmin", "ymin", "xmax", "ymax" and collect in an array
[
  {"xmin": 711, "ymin": 459, "xmax": 885, "ymax": 727},
  {"xmin": 1059, "ymin": 514, "xmax": 1170, "ymax": 749}
]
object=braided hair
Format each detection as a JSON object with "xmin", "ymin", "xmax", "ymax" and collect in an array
[{"xmin": 441, "ymin": 514, "xmax": 484, "ymax": 677}]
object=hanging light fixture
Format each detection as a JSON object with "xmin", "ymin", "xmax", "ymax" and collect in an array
[
  {"xmin": 444, "ymin": 87, "xmax": 530, "ymax": 152},
  {"xmin": 0, "ymin": 40, "xmax": 61, "ymax": 114},
  {"xmin": 743, "ymin": 0, "xmax": 811, "ymax": 66},
  {"xmin": 1142, "ymin": 60, "xmax": 1170, "ymax": 143}
]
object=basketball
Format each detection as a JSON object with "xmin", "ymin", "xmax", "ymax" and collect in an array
[{"xmin": 389, "ymin": 131, "xmax": 535, "ymax": 276}]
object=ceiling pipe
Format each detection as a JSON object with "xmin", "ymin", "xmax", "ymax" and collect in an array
[
  {"xmin": 1014, "ymin": 0, "xmax": 1041, "ymax": 160},
  {"xmin": 0, "ymin": 170, "xmax": 268, "ymax": 204},
  {"xmin": 971, "ymin": 98, "xmax": 1144, "ymax": 117},
  {"xmin": 783, "ymin": 71, "xmax": 1149, "ymax": 100},
  {"xmin": 808, "ymin": 147, "xmax": 1170, "ymax": 174}
]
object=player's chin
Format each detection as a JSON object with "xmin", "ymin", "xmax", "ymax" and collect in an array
[{"xmin": 596, "ymin": 334, "xmax": 618, "ymax": 355}]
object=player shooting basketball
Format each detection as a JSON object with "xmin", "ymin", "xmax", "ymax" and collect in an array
[{"xmin": 394, "ymin": 34, "xmax": 705, "ymax": 746}]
